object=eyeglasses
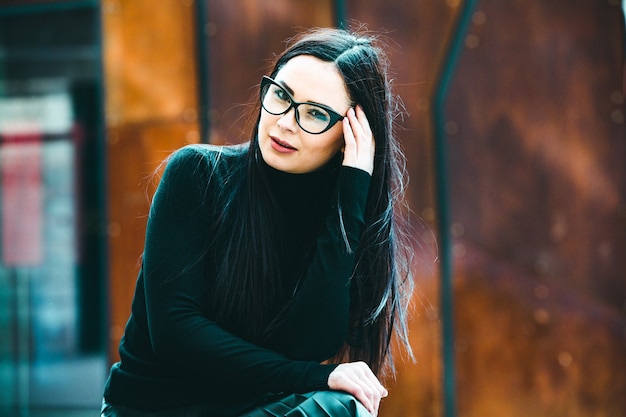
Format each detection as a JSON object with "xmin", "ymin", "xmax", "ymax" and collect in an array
[{"xmin": 260, "ymin": 76, "xmax": 345, "ymax": 134}]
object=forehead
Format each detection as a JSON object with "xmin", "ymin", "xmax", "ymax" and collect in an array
[{"xmin": 274, "ymin": 55, "xmax": 351, "ymax": 110}]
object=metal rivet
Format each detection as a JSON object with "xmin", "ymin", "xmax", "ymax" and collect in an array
[
  {"xmin": 610, "ymin": 90, "xmax": 624, "ymax": 105},
  {"xmin": 453, "ymin": 242, "xmax": 466, "ymax": 258},
  {"xmin": 472, "ymin": 11, "xmax": 487, "ymax": 25},
  {"xmin": 108, "ymin": 222, "xmax": 121, "ymax": 237},
  {"xmin": 558, "ymin": 351, "xmax": 573, "ymax": 368},
  {"xmin": 451, "ymin": 222, "xmax": 465, "ymax": 237},
  {"xmin": 416, "ymin": 97, "xmax": 430, "ymax": 111},
  {"xmin": 534, "ymin": 284, "xmax": 550, "ymax": 300},
  {"xmin": 444, "ymin": 121, "xmax": 459, "ymax": 135},
  {"xmin": 205, "ymin": 22, "xmax": 218, "ymax": 37},
  {"xmin": 183, "ymin": 108, "xmax": 197, "ymax": 122},
  {"xmin": 465, "ymin": 34, "xmax": 480, "ymax": 48},
  {"xmin": 186, "ymin": 130, "xmax": 199, "ymax": 143},
  {"xmin": 533, "ymin": 308, "xmax": 550, "ymax": 325},
  {"xmin": 421, "ymin": 206, "xmax": 436, "ymax": 222}
]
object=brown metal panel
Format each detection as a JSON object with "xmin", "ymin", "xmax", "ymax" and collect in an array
[
  {"xmin": 102, "ymin": 0, "xmax": 199, "ymax": 126},
  {"xmin": 445, "ymin": 0, "xmax": 626, "ymax": 416},
  {"xmin": 101, "ymin": 1, "xmax": 626, "ymax": 416},
  {"xmin": 102, "ymin": 0, "xmax": 200, "ymax": 361},
  {"xmin": 105, "ymin": 122, "xmax": 199, "ymax": 360}
]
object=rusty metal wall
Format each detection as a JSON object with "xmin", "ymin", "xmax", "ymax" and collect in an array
[
  {"xmin": 445, "ymin": 1, "xmax": 626, "ymax": 416},
  {"xmin": 102, "ymin": 1, "xmax": 625, "ymax": 416},
  {"xmin": 101, "ymin": 0, "xmax": 201, "ymax": 362}
]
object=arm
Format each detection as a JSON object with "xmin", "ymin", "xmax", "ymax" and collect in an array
[{"xmin": 141, "ymin": 146, "xmax": 336, "ymax": 395}]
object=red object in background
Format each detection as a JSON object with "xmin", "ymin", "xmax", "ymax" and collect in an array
[{"xmin": 1, "ymin": 132, "xmax": 43, "ymax": 266}]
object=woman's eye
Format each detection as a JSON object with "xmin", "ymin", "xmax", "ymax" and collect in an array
[
  {"xmin": 308, "ymin": 108, "xmax": 329, "ymax": 121},
  {"xmin": 273, "ymin": 88, "xmax": 290, "ymax": 102}
]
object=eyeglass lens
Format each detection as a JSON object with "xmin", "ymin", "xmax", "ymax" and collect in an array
[{"xmin": 261, "ymin": 82, "xmax": 333, "ymax": 134}]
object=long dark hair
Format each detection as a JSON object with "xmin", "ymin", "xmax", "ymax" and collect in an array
[{"xmin": 210, "ymin": 27, "xmax": 413, "ymax": 377}]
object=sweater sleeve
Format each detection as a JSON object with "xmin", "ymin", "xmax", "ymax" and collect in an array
[
  {"xmin": 267, "ymin": 166, "xmax": 371, "ymax": 361},
  {"xmin": 141, "ymin": 146, "xmax": 336, "ymax": 396}
]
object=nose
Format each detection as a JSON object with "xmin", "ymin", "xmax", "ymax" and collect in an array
[{"xmin": 276, "ymin": 106, "xmax": 298, "ymax": 132}]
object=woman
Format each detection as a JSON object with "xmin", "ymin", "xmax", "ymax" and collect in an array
[{"xmin": 102, "ymin": 27, "xmax": 413, "ymax": 417}]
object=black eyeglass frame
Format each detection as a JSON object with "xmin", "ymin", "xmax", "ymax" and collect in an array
[{"xmin": 260, "ymin": 76, "xmax": 345, "ymax": 135}]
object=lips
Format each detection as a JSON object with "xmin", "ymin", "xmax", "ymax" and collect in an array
[{"xmin": 270, "ymin": 136, "xmax": 297, "ymax": 151}]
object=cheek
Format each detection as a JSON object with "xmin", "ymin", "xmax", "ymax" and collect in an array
[
  {"xmin": 259, "ymin": 109, "xmax": 282, "ymax": 130},
  {"xmin": 328, "ymin": 137, "xmax": 344, "ymax": 155},
  {"xmin": 258, "ymin": 112, "xmax": 270, "ymax": 132},
  {"xmin": 321, "ymin": 128, "xmax": 345, "ymax": 154}
]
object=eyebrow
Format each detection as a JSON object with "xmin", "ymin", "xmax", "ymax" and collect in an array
[{"xmin": 277, "ymin": 80, "xmax": 295, "ymax": 96}]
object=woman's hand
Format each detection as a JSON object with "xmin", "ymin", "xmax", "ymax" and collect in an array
[
  {"xmin": 342, "ymin": 105, "xmax": 375, "ymax": 175},
  {"xmin": 327, "ymin": 362, "xmax": 388, "ymax": 416}
]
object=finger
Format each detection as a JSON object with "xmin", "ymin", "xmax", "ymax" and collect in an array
[
  {"xmin": 354, "ymin": 105, "xmax": 373, "ymax": 138},
  {"xmin": 343, "ymin": 363, "xmax": 378, "ymax": 416},
  {"xmin": 332, "ymin": 365, "xmax": 376, "ymax": 415},
  {"xmin": 353, "ymin": 385, "xmax": 376, "ymax": 416},
  {"xmin": 355, "ymin": 361, "xmax": 386, "ymax": 398},
  {"xmin": 355, "ymin": 363, "xmax": 384, "ymax": 414},
  {"xmin": 350, "ymin": 107, "xmax": 375, "ymax": 170},
  {"xmin": 347, "ymin": 107, "xmax": 365, "ymax": 139},
  {"xmin": 339, "ymin": 373, "xmax": 375, "ymax": 416},
  {"xmin": 353, "ymin": 106, "xmax": 374, "ymax": 148},
  {"xmin": 366, "ymin": 369, "xmax": 387, "ymax": 398},
  {"xmin": 343, "ymin": 115, "xmax": 356, "ymax": 152},
  {"xmin": 342, "ymin": 116, "xmax": 357, "ymax": 167}
]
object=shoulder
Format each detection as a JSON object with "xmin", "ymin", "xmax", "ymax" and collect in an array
[
  {"xmin": 162, "ymin": 143, "xmax": 249, "ymax": 181},
  {"xmin": 158, "ymin": 143, "xmax": 248, "ymax": 202},
  {"xmin": 168, "ymin": 143, "xmax": 248, "ymax": 169}
]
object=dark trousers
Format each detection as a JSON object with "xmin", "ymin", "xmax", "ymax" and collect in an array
[
  {"xmin": 101, "ymin": 399, "xmax": 214, "ymax": 417},
  {"xmin": 101, "ymin": 391, "xmax": 372, "ymax": 417}
]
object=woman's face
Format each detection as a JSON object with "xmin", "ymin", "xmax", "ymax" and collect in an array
[{"xmin": 258, "ymin": 55, "xmax": 352, "ymax": 174}]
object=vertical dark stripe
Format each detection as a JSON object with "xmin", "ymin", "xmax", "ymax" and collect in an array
[
  {"xmin": 93, "ymin": 0, "xmax": 110, "ymax": 361},
  {"xmin": 433, "ymin": 1, "xmax": 476, "ymax": 417},
  {"xmin": 195, "ymin": 0, "xmax": 210, "ymax": 144},
  {"xmin": 334, "ymin": 0, "xmax": 347, "ymax": 29}
]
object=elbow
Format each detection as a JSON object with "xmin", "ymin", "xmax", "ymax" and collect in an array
[
  {"xmin": 149, "ymin": 326, "xmax": 180, "ymax": 358},
  {"xmin": 147, "ymin": 312, "xmax": 200, "ymax": 359}
]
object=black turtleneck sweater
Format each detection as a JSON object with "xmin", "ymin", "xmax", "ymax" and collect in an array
[{"xmin": 103, "ymin": 143, "xmax": 371, "ymax": 416}]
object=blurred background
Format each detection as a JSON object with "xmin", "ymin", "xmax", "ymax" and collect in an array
[{"xmin": 0, "ymin": 0, "xmax": 624, "ymax": 416}]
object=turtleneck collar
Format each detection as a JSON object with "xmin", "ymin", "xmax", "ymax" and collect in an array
[
  {"xmin": 260, "ymin": 152, "xmax": 342, "ymax": 211},
  {"xmin": 261, "ymin": 152, "xmax": 341, "ymax": 189}
]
